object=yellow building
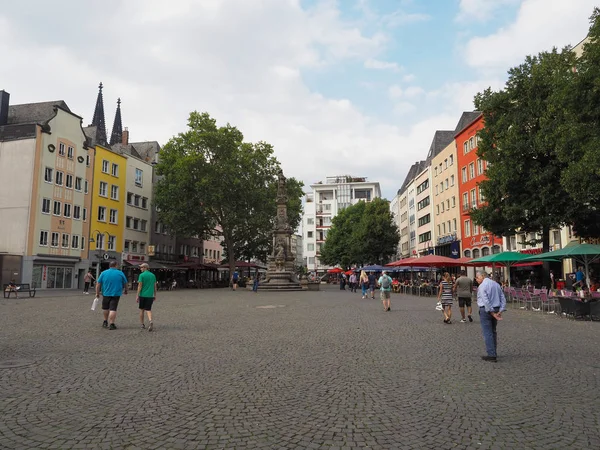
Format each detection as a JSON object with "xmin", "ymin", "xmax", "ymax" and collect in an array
[{"xmin": 88, "ymin": 143, "xmax": 127, "ymax": 275}]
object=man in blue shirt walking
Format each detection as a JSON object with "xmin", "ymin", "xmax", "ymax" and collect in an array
[
  {"xmin": 476, "ymin": 270, "xmax": 506, "ymax": 362},
  {"xmin": 95, "ymin": 261, "xmax": 128, "ymax": 330}
]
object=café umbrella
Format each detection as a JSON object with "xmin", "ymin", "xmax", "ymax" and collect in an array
[
  {"xmin": 469, "ymin": 251, "xmax": 536, "ymax": 287},
  {"xmin": 521, "ymin": 242, "xmax": 600, "ymax": 289}
]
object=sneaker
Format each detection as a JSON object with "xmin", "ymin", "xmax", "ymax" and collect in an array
[
  {"xmin": 460, "ymin": 319, "xmax": 467, "ymax": 323},
  {"xmin": 468, "ymin": 315, "xmax": 473, "ymax": 322},
  {"xmin": 109, "ymin": 323, "xmax": 117, "ymax": 330},
  {"xmin": 148, "ymin": 322, "xmax": 154, "ymax": 332},
  {"xmin": 140, "ymin": 323, "xmax": 146, "ymax": 329},
  {"xmin": 481, "ymin": 356, "xmax": 497, "ymax": 362},
  {"xmin": 102, "ymin": 320, "xmax": 108, "ymax": 328}
]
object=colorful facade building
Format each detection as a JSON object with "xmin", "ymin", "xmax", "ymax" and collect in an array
[
  {"xmin": 0, "ymin": 90, "xmax": 93, "ymax": 289},
  {"xmin": 455, "ymin": 112, "xmax": 502, "ymax": 261},
  {"xmin": 430, "ymin": 132, "xmax": 460, "ymax": 258}
]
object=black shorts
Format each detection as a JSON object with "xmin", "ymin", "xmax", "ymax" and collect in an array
[
  {"xmin": 102, "ymin": 296, "xmax": 120, "ymax": 311},
  {"xmin": 458, "ymin": 296, "xmax": 472, "ymax": 308},
  {"xmin": 138, "ymin": 296, "xmax": 154, "ymax": 311}
]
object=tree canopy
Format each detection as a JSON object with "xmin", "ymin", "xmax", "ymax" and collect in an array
[
  {"xmin": 153, "ymin": 112, "xmax": 303, "ymax": 271},
  {"xmin": 320, "ymin": 198, "xmax": 399, "ymax": 267}
]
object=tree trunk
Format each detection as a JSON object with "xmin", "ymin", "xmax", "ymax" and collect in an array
[
  {"xmin": 225, "ymin": 234, "xmax": 235, "ymax": 286},
  {"xmin": 542, "ymin": 226, "xmax": 551, "ymax": 289}
]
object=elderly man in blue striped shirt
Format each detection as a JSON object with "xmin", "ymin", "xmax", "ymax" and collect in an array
[{"xmin": 476, "ymin": 270, "xmax": 507, "ymax": 362}]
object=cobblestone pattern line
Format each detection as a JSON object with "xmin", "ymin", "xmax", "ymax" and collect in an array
[{"xmin": 1, "ymin": 287, "xmax": 599, "ymax": 449}]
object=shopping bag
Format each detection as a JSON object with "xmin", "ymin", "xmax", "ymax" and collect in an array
[
  {"xmin": 435, "ymin": 301, "xmax": 443, "ymax": 311},
  {"xmin": 91, "ymin": 297, "xmax": 99, "ymax": 311}
]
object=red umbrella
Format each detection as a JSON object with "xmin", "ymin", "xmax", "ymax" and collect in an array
[
  {"xmin": 344, "ymin": 270, "xmax": 354, "ymax": 276},
  {"xmin": 327, "ymin": 267, "xmax": 344, "ymax": 274},
  {"xmin": 391, "ymin": 254, "xmax": 466, "ymax": 267}
]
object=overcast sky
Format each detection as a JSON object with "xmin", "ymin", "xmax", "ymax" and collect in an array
[{"xmin": 0, "ymin": 0, "xmax": 595, "ymax": 198}]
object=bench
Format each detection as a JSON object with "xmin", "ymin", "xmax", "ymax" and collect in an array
[{"xmin": 3, "ymin": 283, "xmax": 36, "ymax": 298}]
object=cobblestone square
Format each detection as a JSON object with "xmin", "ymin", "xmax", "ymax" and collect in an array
[{"xmin": 1, "ymin": 287, "xmax": 599, "ymax": 449}]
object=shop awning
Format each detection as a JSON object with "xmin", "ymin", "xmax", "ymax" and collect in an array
[{"xmin": 124, "ymin": 260, "xmax": 144, "ymax": 266}]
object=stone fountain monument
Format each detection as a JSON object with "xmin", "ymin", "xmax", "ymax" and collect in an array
[{"xmin": 260, "ymin": 170, "xmax": 305, "ymax": 291}]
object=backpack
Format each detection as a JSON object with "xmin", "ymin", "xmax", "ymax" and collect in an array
[{"xmin": 381, "ymin": 276, "xmax": 391, "ymax": 289}]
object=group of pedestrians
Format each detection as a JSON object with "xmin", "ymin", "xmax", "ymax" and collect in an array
[{"xmin": 94, "ymin": 260, "xmax": 157, "ymax": 331}]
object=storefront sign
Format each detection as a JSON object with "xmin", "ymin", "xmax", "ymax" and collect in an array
[
  {"xmin": 450, "ymin": 241, "xmax": 460, "ymax": 258},
  {"xmin": 147, "ymin": 245, "xmax": 155, "ymax": 256},
  {"xmin": 43, "ymin": 265, "xmax": 47, "ymax": 281},
  {"xmin": 470, "ymin": 235, "xmax": 491, "ymax": 247},
  {"xmin": 438, "ymin": 233, "xmax": 457, "ymax": 245}
]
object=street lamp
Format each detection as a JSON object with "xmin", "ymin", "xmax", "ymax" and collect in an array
[{"xmin": 89, "ymin": 230, "xmax": 114, "ymax": 279}]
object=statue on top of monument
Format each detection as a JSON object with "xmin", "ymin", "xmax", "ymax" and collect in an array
[{"xmin": 277, "ymin": 169, "xmax": 287, "ymax": 202}]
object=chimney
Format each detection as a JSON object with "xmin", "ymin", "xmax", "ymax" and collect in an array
[
  {"xmin": 122, "ymin": 127, "xmax": 129, "ymax": 145},
  {"xmin": 0, "ymin": 90, "xmax": 10, "ymax": 126}
]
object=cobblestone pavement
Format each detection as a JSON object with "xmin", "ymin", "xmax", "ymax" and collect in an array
[{"xmin": 1, "ymin": 286, "xmax": 599, "ymax": 449}]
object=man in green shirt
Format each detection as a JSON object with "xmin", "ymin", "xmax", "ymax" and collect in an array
[{"xmin": 137, "ymin": 263, "xmax": 157, "ymax": 331}]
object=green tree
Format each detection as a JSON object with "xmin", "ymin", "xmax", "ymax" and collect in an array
[
  {"xmin": 154, "ymin": 112, "xmax": 304, "ymax": 274},
  {"xmin": 551, "ymin": 8, "xmax": 600, "ymax": 238},
  {"xmin": 471, "ymin": 48, "xmax": 578, "ymax": 253},
  {"xmin": 320, "ymin": 198, "xmax": 399, "ymax": 267}
]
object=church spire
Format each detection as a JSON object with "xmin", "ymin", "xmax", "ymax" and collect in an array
[
  {"xmin": 91, "ymin": 82, "xmax": 107, "ymax": 145},
  {"xmin": 109, "ymin": 98, "xmax": 123, "ymax": 146}
]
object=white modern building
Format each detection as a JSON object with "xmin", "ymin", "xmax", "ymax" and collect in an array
[{"xmin": 302, "ymin": 175, "xmax": 381, "ymax": 273}]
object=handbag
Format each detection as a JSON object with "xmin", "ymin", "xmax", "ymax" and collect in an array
[
  {"xmin": 435, "ymin": 301, "xmax": 443, "ymax": 311},
  {"xmin": 91, "ymin": 297, "xmax": 99, "ymax": 311}
]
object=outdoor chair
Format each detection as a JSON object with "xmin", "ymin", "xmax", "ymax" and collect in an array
[
  {"xmin": 539, "ymin": 290, "xmax": 556, "ymax": 314},
  {"xmin": 571, "ymin": 300, "xmax": 591, "ymax": 320},
  {"xmin": 514, "ymin": 289, "xmax": 526, "ymax": 309},
  {"xmin": 557, "ymin": 297, "xmax": 574, "ymax": 319},
  {"xmin": 589, "ymin": 301, "xmax": 600, "ymax": 321},
  {"xmin": 523, "ymin": 290, "xmax": 541, "ymax": 311}
]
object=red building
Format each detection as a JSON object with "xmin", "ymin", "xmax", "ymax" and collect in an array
[{"xmin": 455, "ymin": 112, "xmax": 502, "ymax": 260}]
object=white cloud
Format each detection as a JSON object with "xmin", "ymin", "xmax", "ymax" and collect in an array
[
  {"xmin": 463, "ymin": 0, "xmax": 596, "ymax": 71},
  {"xmin": 402, "ymin": 74, "xmax": 416, "ymax": 82},
  {"xmin": 456, "ymin": 0, "xmax": 520, "ymax": 22},
  {"xmin": 388, "ymin": 85, "xmax": 403, "ymax": 99},
  {"xmin": 364, "ymin": 58, "xmax": 402, "ymax": 71},
  {"xmin": 382, "ymin": 10, "xmax": 430, "ymax": 27}
]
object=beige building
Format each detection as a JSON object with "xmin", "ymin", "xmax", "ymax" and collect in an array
[
  {"xmin": 431, "ymin": 138, "xmax": 461, "ymax": 257},
  {"xmin": 0, "ymin": 91, "xmax": 92, "ymax": 289}
]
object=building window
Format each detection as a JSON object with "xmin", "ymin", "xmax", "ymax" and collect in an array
[
  {"xmin": 110, "ymin": 185, "xmax": 119, "ymax": 200},
  {"xmin": 463, "ymin": 193, "xmax": 468, "ymax": 209},
  {"xmin": 72, "ymin": 235, "xmax": 79, "ymax": 249},
  {"xmin": 453, "ymin": 218, "xmax": 457, "ymax": 232},
  {"xmin": 464, "ymin": 249, "xmax": 471, "ymax": 258},
  {"xmin": 127, "ymin": 192, "xmax": 133, "ymax": 204},
  {"xmin": 44, "ymin": 167, "xmax": 53, "ymax": 183},
  {"xmin": 307, "ymin": 243, "xmax": 315, "ymax": 251},
  {"xmin": 449, "ymin": 155, "xmax": 453, "ymax": 166},
  {"xmin": 418, "ymin": 231, "xmax": 431, "ymax": 243},
  {"xmin": 134, "ymin": 195, "xmax": 140, "ymax": 207},
  {"xmin": 111, "ymin": 163, "xmax": 119, "ymax": 177},
  {"xmin": 477, "ymin": 159, "xmax": 484, "ymax": 176},
  {"xmin": 95, "ymin": 233, "xmax": 104, "ymax": 249},
  {"xmin": 66, "ymin": 174, "xmax": 73, "ymax": 189},
  {"xmin": 58, "ymin": 143, "xmax": 66, "ymax": 156},
  {"xmin": 81, "ymin": 236, "xmax": 85, "ymax": 250},
  {"xmin": 84, "ymin": 180, "xmax": 89, "ymax": 194},
  {"xmin": 108, "ymin": 236, "xmax": 116, "ymax": 251},
  {"xmin": 102, "ymin": 160, "xmax": 109, "ymax": 173},
  {"xmin": 436, "ymin": 205, "xmax": 439, "ymax": 215},
  {"xmin": 307, "ymin": 231, "xmax": 313, "ymax": 238},
  {"xmin": 154, "ymin": 221, "xmax": 160, "ymax": 233},
  {"xmin": 99, "ymin": 181, "xmax": 108, "ymax": 197},
  {"xmin": 140, "ymin": 243, "xmax": 146, "ymax": 254},
  {"xmin": 132, "ymin": 241, "xmax": 138, "ymax": 253},
  {"xmin": 434, "ymin": 167, "xmax": 438, "ymax": 177},
  {"xmin": 109, "ymin": 209, "xmax": 118, "ymax": 224},
  {"xmin": 83, "ymin": 208, "xmax": 87, "ymax": 221},
  {"xmin": 141, "ymin": 197, "xmax": 148, "ymax": 209},
  {"xmin": 418, "ymin": 214, "xmax": 431, "ymax": 227},
  {"xmin": 124, "ymin": 240, "xmax": 130, "ymax": 251},
  {"xmin": 62, "ymin": 233, "xmax": 70, "ymax": 248},
  {"xmin": 438, "ymin": 225, "xmax": 441, "ymax": 236},
  {"xmin": 469, "ymin": 163, "xmax": 475, "ymax": 179},
  {"xmin": 464, "ymin": 220, "xmax": 471, "ymax": 237},
  {"xmin": 461, "ymin": 167, "xmax": 467, "ymax": 183},
  {"xmin": 446, "ymin": 199, "xmax": 450, "ymax": 210},
  {"xmin": 479, "ymin": 187, "xmax": 485, "ymax": 203},
  {"xmin": 63, "ymin": 203, "xmax": 71, "ymax": 218},
  {"xmin": 86, "ymin": 154, "xmax": 90, "ymax": 167},
  {"xmin": 135, "ymin": 168, "xmax": 143, "ymax": 186},
  {"xmin": 55, "ymin": 171, "xmax": 64, "ymax": 186},
  {"xmin": 75, "ymin": 177, "xmax": 82, "ymax": 191},
  {"xmin": 126, "ymin": 216, "xmax": 132, "ymax": 228},
  {"xmin": 51, "ymin": 232, "xmax": 59, "ymax": 247},
  {"xmin": 435, "ymin": 185, "xmax": 438, "ymax": 195},
  {"xmin": 417, "ymin": 196, "xmax": 430, "ymax": 211},
  {"xmin": 450, "ymin": 175, "xmax": 454, "ymax": 186},
  {"xmin": 473, "ymin": 224, "xmax": 479, "ymax": 235},
  {"xmin": 452, "ymin": 196, "xmax": 456, "ymax": 208},
  {"xmin": 444, "ymin": 159, "xmax": 448, "ymax": 169},
  {"xmin": 439, "ymin": 183, "xmax": 443, "ymax": 193},
  {"xmin": 469, "ymin": 137, "xmax": 475, "ymax": 150},
  {"xmin": 442, "ymin": 223, "xmax": 446, "ymax": 234},
  {"xmin": 463, "ymin": 142, "xmax": 468, "ymax": 154},
  {"xmin": 416, "ymin": 179, "xmax": 429, "ymax": 194},
  {"xmin": 73, "ymin": 205, "xmax": 81, "ymax": 220},
  {"xmin": 42, "ymin": 198, "xmax": 51, "ymax": 214},
  {"xmin": 141, "ymin": 220, "xmax": 147, "ymax": 232},
  {"xmin": 53, "ymin": 201, "xmax": 62, "ymax": 216},
  {"xmin": 133, "ymin": 218, "xmax": 140, "ymax": 230},
  {"xmin": 444, "ymin": 178, "xmax": 448, "ymax": 189},
  {"xmin": 471, "ymin": 189, "xmax": 477, "ymax": 207},
  {"xmin": 39, "ymin": 230, "xmax": 48, "ymax": 246},
  {"xmin": 98, "ymin": 206, "xmax": 106, "ymax": 222},
  {"xmin": 67, "ymin": 146, "xmax": 74, "ymax": 159},
  {"xmin": 441, "ymin": 202, "xmax": 445, "ymax": 213}
]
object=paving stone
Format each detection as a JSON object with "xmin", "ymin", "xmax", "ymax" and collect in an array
[{"xmin": 1, "ymin": 287, "xmax": 599, "ymax": 448}]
